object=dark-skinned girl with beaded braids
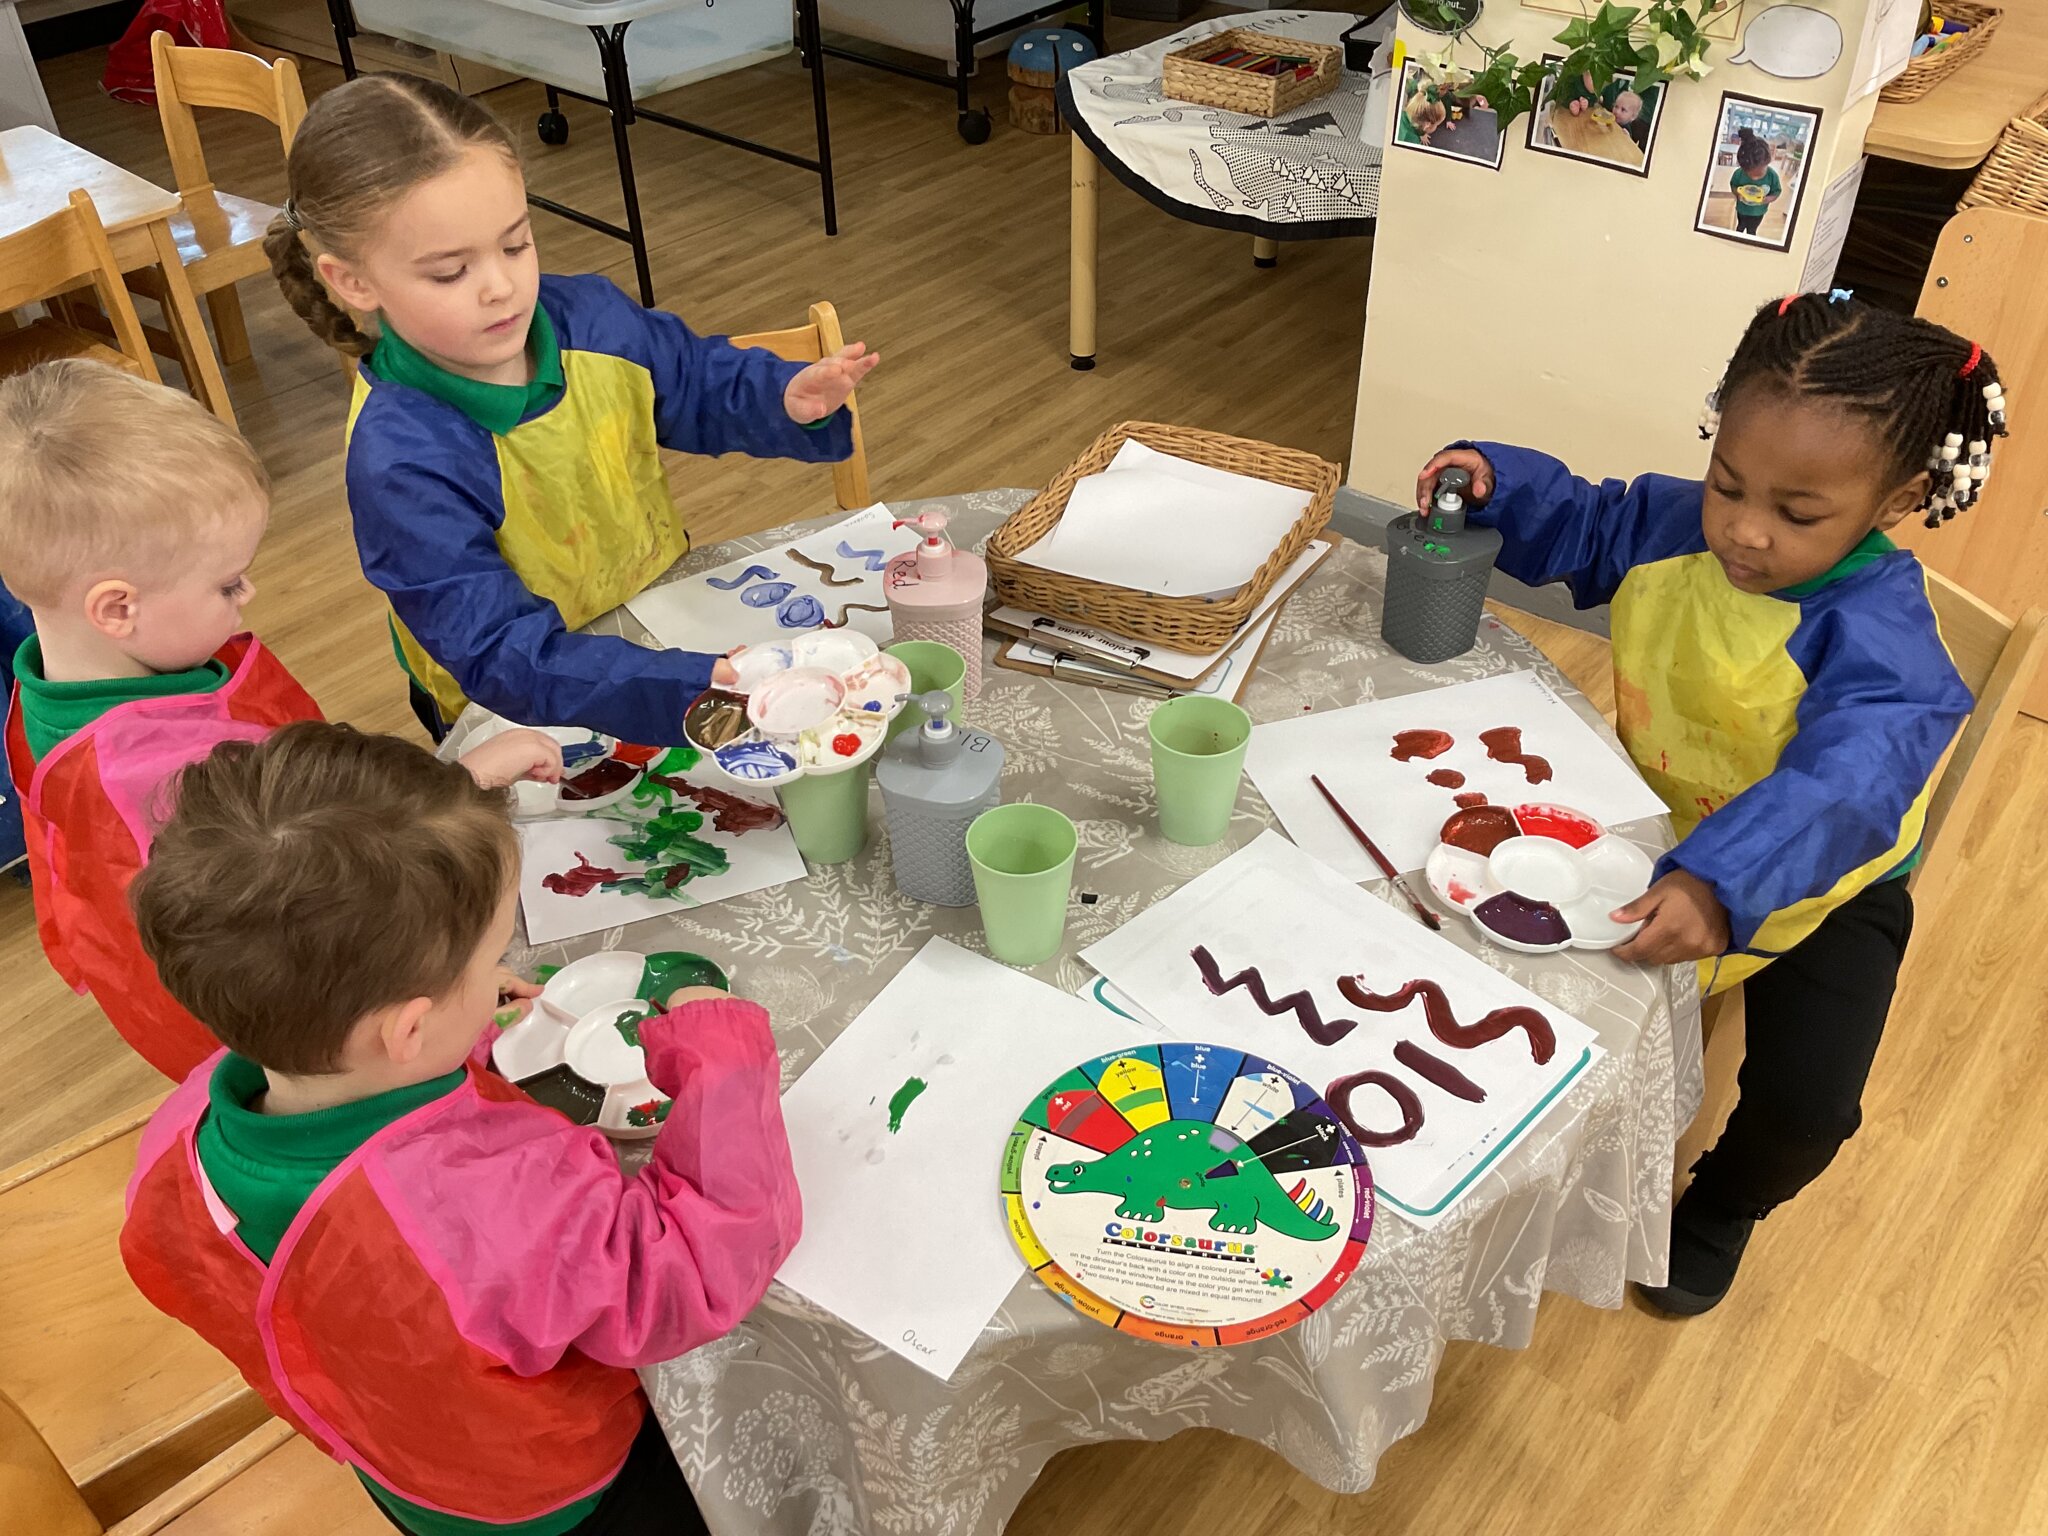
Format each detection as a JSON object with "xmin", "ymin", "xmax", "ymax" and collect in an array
[{"xmin": 1416, "ymin": 291, "xmax": 2006, "ymax": 1315}]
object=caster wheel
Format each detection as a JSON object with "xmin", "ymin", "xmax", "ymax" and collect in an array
[
  {"xmin": 537, "ymin": 110, "xmax": 570, "ymax": 147},
  {"xmin": 959, "ymin": 109, "xmax": 992, "ymax": 144}
]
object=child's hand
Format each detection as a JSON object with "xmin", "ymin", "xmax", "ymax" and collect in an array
[
  {"xmin": 1416, "ymin": 447, "xmax": 1495, "ymax": 512},
  {"xmin": 784, "ymin": 343, "xmax": 880, "ymax": 425},
  {"xmin": 494, "ymin": 967, "xmax": 543, "ymax": 1027},
  {"xmin": 712, "ymin": 656, "xmax": 739, "ymax": 688},
  {"xmin": 1610, "ymin": 871, "xmax": 1731, "ymax": 966},
  {"xmin": 662, "ymin": 983, "xmax": 731, "ymax": 1009},
  {"xmin": 459, "ymin": 728, "xmax": 565, "ymax": 790}
]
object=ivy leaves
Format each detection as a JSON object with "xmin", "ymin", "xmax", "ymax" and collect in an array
[{"xmin": 1437, "ymin": 0, "xmax": 1719, "ymax": 133}]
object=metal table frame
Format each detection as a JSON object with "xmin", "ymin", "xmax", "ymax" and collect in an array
[
  {"xmin": 821, "ymin": 0, "xmax": 1103, "ymax": 143},
  {"xmin": 323, "ymin": 0, "xmax": 836, "ymax": 306}
]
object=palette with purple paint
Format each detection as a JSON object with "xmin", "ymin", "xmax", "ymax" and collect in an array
[{"xmin": 1424, "ymin": 802, "xmax": 1653, "ymax": 954}]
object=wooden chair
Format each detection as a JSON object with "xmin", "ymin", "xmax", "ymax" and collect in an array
[
  {"xmin": 0, "ymin": 191, "xmax": 162, "ymax": 384},
  {"xmin": 133, "ymin": 33, "xmax": 307, "ymax": 368},
  {"xmin": 730, "ymin": 301, "xmax": 874, "ymax": 510},
  {"xmin": 0, "ymin": 1098, "xmax": 267, "ymax": 1525},
  {"xmin": 1, "ymin": 1385, "xmax": 319, "ymax": 1536}
]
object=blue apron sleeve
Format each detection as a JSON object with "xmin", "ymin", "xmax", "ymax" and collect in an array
[
  {"xmin": 627, "ymin": 299, "xmax": 856, "ymax": 464},
  {"xmin": 1466, "ymin": 441, "xmax": 1707, "ymax": 608},
  {"xmin": 350, "ymin": 451, "xmax": 716, "ymax": 743},
  {"xmin": 1658, "ymin": 560, "xmax": 1972, "ymax": 950}
]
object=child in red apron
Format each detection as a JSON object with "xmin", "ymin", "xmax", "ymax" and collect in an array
[
  {"xmin": 123, "ymin": 722, "xmax": 797, "ymax": 1536},
  {"xmin": 0, "ymin": 362, "xmax": 560, "ymax": 1080}
]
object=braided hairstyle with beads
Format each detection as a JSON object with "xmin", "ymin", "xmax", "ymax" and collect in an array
[{"xmin": 1696, "ymin": 292, "xmax": 2009, "ymax": 529}]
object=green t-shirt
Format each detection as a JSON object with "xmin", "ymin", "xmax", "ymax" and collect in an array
[
  {"xmin": 1729, "ymin": 165, "xmax": 1782, "ymax": 212},
  {"xmin": 195, "ymin": 1054, "xmax": 612, "ymax": 1536},
  {"xmin": 12, "ymin": 635, "xmax": 229, "ymax": 761},
  {"xmin": 368, "ymin": 307, "xmax": 566, "ymax": 436}
]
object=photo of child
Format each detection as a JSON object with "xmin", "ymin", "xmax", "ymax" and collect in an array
[
  {"xmin": 1694, "ymin": 92, "xmax": 1821, "ymax": 252},
  {"xmin": 1392, "ymin": 58, "xmax": 1505, "ymax": 170},
  {"xmin": 1526, "ymin": 56, "xmax": 1666, "ymax": 176}
]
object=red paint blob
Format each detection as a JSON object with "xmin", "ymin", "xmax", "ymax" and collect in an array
[
  {"xmin": 1480, "ymin": 726, "xmax": 1553, "ymax": 785},
  {"xmin": 1337, "ymin": 975, "xmax": 1556, "ymax": 1065},
  {"xmin": 1192, "ymin": 945, "xmax": 1358, "ymax": 1046},
  {"xmin": 1440, "ymin": 804, "xmax": 1519, "ymax": 855},
  {"xmin": 1391, "ymin": 728, "xmax": 1455, "ymax": 762},
  {"xmin": 1513, "ymin": 803, "xmax": 1599, "ymax": 848},
  {"xmin": 541, "ymin": 853, "xmax": 631, "ymax": 896},
  {"xmin": 1425, "ymin": 768, "xmax": 1466, "ymax": 789},
  {"xmin": 832, "ymin": 733, "xmax": 862, "ymax": 757},
  {"xmin": 1454, "ymin": 792, "xmax": 1489, "ymax": 809},
  {"xmin": 1393, "ymin": 1039, "xmax": 1487, "ymax": 1102},
  {"xmin": 559, "ymin": 757, "xmax": 638, "ymax": 801},
  {"xmin": 1446, "ymin": 879, "xmax": 1478, "ymax": 906},
  {"xmin": 644, "ymin": 774, "xmax": 784, "ymax": 833},
  {"xmin": 610, "ymin": 741, "xmax": 665, "ymax": 767},
  {"xmin": 1327, "ymin": 1069, "xmax": 1424, "ymax": 1147}
]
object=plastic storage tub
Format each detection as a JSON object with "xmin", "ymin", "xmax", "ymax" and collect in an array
[{"xmin": 819, "ymin": 0, "xmax": 1048, "ymax": 66}]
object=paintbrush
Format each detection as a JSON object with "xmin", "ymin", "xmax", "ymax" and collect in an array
[{"xmin": 1310, "ymin": 773, "xmax": 1443, "ymax": 931}]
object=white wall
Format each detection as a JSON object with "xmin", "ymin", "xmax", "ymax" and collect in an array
[{"xmin": 1348, "ymin": 0, "xmax": 1879, "ymax": 500}]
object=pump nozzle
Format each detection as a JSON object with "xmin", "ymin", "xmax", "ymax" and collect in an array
[
  {"xmin": 1428, "ymin": 467, "xmax": 1473, "ymax": 535},
  {"xmin": 892, "ymin": 511, "xmax": 955, "ymax": 576}
]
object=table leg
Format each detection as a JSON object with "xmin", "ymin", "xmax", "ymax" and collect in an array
[
  {"xmin": 146, "ymin": 219, "xmax": 235, "ymax": 427},
  {"xmin": 1253, "ymin": 236, "xmax": 1279, "ymax": 269},
  {"xmin": 1070, "ymin": 133, "xmax": 1097, "ymax": 371},
  {"xmin": 798, "ymin": 0, "xmax": 837, "ymax": 234},
  {"xmin": 324, "ymin": 0, "xmax": 359, "ymax": 79},
  {"xmin": 593, "ymin": 24, "xmax": 654, "ymax": 308}
]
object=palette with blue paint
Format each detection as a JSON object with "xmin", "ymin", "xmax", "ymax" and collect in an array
[{"xmin": 683, "ymin": 628, "xmax": 912, "ymax": 788}]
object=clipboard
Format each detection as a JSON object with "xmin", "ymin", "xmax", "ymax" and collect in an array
[{"xmin": 986, "ymin": 538, "xmax": 1334, "ymax": 692}]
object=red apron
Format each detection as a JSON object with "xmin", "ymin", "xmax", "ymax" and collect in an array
[{"xmin": 5, "ymin": 635, "xmax": 322, "ymax": 1079}]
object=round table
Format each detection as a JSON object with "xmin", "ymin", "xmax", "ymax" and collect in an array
[
  {"xmin": 486, "ymin": 491, "xmax": 1703, "ymax": 1536},
  {"xmin": 1057, "ymin": 9, "xmax": 1393, "ymax": 369}
]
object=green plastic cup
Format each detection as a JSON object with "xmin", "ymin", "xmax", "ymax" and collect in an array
[
  {"xmin": 884, "ymin": 641, "xmax": 967, "ymax": 740},
  {"xmin": 1147, "ymin": 696, "xmax": 1252, "ymax": 847},
  {"xmin": 778, "ymin": 762, "xmax": 872, "ymax": 865},
  {"xmin": 966, "ymin": 803, "xmax": 1078, "ymax": 966}
]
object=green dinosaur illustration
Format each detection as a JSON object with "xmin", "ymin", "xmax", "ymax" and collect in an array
[{"xmin": 1043, "ymin": 1120, "xmax": 1340, "ymax": 1240}]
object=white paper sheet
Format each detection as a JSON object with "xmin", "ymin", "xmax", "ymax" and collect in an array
[
  {"xmin": 1079, "ymin": 832, "xmax": 1603, "ymax": 1228},
  {"xmin": 1246, "ymin": 671, "xmax": 1670, "ymax": 878},
  {"xmin": 1846, "ymin": 0, "xmax": 1920, "ymax": 105},
  {"xmin": 624, "ymin": 505, "xmax": 920, "ymax": 657},
  {"xmin": 1798, "ymin": 157, "xmax": 1867, "ymax": 294},
  {"xmin": 990, "ymin": 538, "xmax": 1330, "ymax": 683},
  {"xmin": 517, "ymin": 792, "xmax": 807, "ymax": 945},
  {"xmin": 1015, "ymin": 441, "xmax": 1309, "ymax": 598},
  {"xmin": 774, "ymin": 938, "xmax": 1142, "ymax": 1380}
]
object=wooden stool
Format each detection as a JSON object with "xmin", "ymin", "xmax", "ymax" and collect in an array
[{"xmin": 1007, "ymin": 29, "xmax": 1099, "ymax": 136}]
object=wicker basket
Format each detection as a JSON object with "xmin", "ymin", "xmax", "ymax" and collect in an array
[
  {"xmin": 1161, "ymin": 28, "xmax": 1341, "ymax": 118},
  {"xmin": 1880, "ymin": 2, "xmax": 2002, "ymax": 105},
  {"xmin": 987, "ymin": 422, "xmax": 1338, "ymax": 651},
  {"xmin": 1960, "ymin": 91, "xmax": 2048, "ymax": 214}
]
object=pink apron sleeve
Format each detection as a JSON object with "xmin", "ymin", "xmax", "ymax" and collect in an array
[{"xmin": 367, "ymin": 996, "xmax": 801, "ymax": 1374}]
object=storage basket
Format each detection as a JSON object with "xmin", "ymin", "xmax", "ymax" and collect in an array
[
  {"xmin": 1880, "ymin": 2, "xmax": 2002, "ymax": 105},
  {"xmin": 986, "ymin": 422, "xmax": 1338, "ymax": 651},
  {"xmin": 1160, "ymin": 27, "xmax": 1341, "ymax": 117},
  {"xmin": 1960, "ymin": 90, "xmax": 2048, "ymax": 215}
]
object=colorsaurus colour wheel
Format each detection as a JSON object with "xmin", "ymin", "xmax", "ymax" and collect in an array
[{"xmin": 1005, "ymin": 1043, "xmax": 1372, "ymax": 1347}]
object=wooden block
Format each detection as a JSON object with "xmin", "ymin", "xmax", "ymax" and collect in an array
[{"xmin": 1009, "ymin": 82, "xmax": 1063, "ymax": 135}]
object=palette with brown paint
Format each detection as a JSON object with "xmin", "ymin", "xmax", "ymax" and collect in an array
[{"xmin": 1425, "ymin": 802, "xmax": 1654, "ymax": 954}]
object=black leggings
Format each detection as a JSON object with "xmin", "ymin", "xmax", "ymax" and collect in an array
[
  {"xmin": 1735, "ymin": 211, "xmax": 1766, "ymax": 236},
  {"xmin": 374, "ymin": 1408, "xmax": 707, "ymax": 1536},
  {"xmin": 1689, "ymin": 877, "xmax": 1914, "ymax": 1219}
]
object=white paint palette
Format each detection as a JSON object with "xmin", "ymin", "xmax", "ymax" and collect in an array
[
  {"xmin": 684, "ymin": 628, "xmax": 909, "ymax": 788},
  {"xmin": 1424, "ymin": 802, "xmax": 1653, "ymax": 954}
]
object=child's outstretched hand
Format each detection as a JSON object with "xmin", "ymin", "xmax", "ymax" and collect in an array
[
  {"xmin": 1415, "ymin": 447, "xmax": 1495, "ymax": 512},
  {"xmin": 460, "ymin": 728, "xmax": 565, "ymax": 790},
  {"xmin": 1611, "ymin": 871, "xmax": 1730, "ymax": 966},
  {"xmin": 784, "ymin": 343, "xmax": 880, "ymax": 425}
]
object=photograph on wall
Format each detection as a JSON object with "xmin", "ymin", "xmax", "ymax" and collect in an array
[
  {"xmin": 1693, "ymin": 91, "xmax": 1821, "ymax": 251},
  {"xmin": 1525, "ymin": 55, "xmax": 1667, "ymax": 175},
  {"xmin": 1392, "ymin": 58, "xmax": 1506, "ymax": 170}
]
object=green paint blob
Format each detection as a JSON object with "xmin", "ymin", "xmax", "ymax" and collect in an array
[
  {"xmin": 886, "ymin": 1076, "xmax": 928, "ymax": 1134},
  {"xmin": 533, "ymin": 964, "xmax": 563, "ymax": 984},
  {"xmin": 639, "ymin": 951, "xmax": 729, "ymax": 1000},
  {"xmin": 611, "ymin": 1006, "xmax": 654, "ymax": 1050}
]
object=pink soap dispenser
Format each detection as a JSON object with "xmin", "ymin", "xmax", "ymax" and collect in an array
[{"xmin": 884, "ymin": 510, "xmax": 988, "ymax": 700}]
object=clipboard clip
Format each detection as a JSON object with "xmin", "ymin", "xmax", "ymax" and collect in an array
[{"xmin": 1050, "ymin": 654, "xmax": 1176, "ymax": 698}]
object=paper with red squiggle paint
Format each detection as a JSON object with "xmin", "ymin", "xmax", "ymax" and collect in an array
[{"xmin": 1079, "ymin": 831, "xmax": 1603, "ymax": 1228}]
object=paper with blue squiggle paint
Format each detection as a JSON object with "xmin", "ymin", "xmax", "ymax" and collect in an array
[{"xmin": 625, "ymin": 504, "xmax": 918, "ymax": 658}]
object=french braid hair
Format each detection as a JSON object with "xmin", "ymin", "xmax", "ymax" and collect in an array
[
  {"xmin": 264, "ymin": 74, "xmax": 519, "ymax": 358},
  {"xmin": 1696, "ymin": 292, "xmax": 2009, "ymax": 529}
]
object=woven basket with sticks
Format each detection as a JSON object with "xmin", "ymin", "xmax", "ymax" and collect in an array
[
  {"xmin": 1880, "ymin": 2, "xmax": 2003, "ymax": 105},
  {"xmin": 1160, "ymin": 28, "xmax": 1341, "ymax": 117}
]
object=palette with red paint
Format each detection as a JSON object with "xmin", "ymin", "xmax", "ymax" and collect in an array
[
  {"xmin": 685, "ymin": 630, "xmax": 911, "ymax": 789},
  {"xmin": 1424, "ymin": 802, "xmax": 1653, "ymax": 954}
]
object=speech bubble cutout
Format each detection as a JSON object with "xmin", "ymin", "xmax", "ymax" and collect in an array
[{"xmin": 1729, "ymin": 5, "xmax": 1844, "ymax": 78}]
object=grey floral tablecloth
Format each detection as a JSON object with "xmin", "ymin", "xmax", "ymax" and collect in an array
[{"xmin": 479, "ymin": 491, "xmax": 1703, "ymax": 1536}]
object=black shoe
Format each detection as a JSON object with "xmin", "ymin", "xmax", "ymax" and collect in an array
[{"xmin": 1634, "ymin": 1187, "xmax": 1757, "ymax": 1317}]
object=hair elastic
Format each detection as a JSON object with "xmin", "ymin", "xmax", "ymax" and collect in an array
[
  {"xmin": 1958, "ymin": 343, "xmax": 1982, "ymax": 379},
  {"xmin": 1777, "ymin": 294, "xmax": 1798, "ymax": 316},
  {"xmin": 282, "ymin": 197, "xmax": 303, "ymax": 232}
]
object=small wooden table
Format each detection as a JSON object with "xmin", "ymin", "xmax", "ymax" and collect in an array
[
  {"xmin": 1866, "ymin": 0, "xmax": 2048, "ymax": 170},
  {"xmin": 0, "ymin": 126, "xmax": 235, "ymax": 425}
]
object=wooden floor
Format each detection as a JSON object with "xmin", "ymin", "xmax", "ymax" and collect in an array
[{"xmin": 9, "ymin": 21, "xmax": 2048, "ymax": 1534}]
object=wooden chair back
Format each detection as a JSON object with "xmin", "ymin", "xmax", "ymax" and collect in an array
[
  {"xmin": 0, "ymin": 191, "xmax": 160, "ymax": 381},
  {"xmin": 0, "ymin": 1386, "xmax": 103, "ymax": 1536},
  {"xmin": 729, "ymin": 301, "xmax": 873, "ymax": 510},
  {"xmin": 151, "ymin": 32, "xmax": 305, "ymax": 220}
]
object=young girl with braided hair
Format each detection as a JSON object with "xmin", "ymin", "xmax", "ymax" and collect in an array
[
  {"xmin": 1417, "ymin": 292, "xmax": 2005, "ymax": 1314},
  {"xmin": 265, "ymin": 73, "xmax": 878, "ymax": 743}
]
